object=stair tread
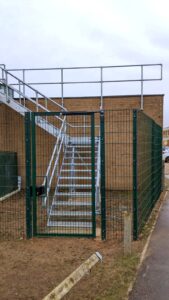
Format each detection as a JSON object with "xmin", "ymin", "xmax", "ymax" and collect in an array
[
  {"xmin": 64, "ymin": 157, "xmax": 93, "ymax": 160},
  {"xmin": 55, "ymin": 192, "xmax": 91, "ymax": 196},
  {"xmin": 50, "ymin": 211, "xmax": 92, "ymax": 216},
  {"xmin": 61, "ymin": 170, "xmax": 92, "ymax": 172},
  {"xmin": 58, "ymin": 184, "xmax": 91, "ymax": 187},
  {"xmin": 47, "ymin": 221, "xmax": 92, "ymax": 228},
  {"xmin": 53, "ymin": 201, "xmax": 92, "ymax": 206},
  {"xmin": 65, "ymin": 151, "xmax": 97, "ymax": 154},
  {"xmin": 63, "ymin": 163, "xmax": 91, "ymax": 165},
  {"xmin": 60, "ymin": 177, "xmax": 91, "ymax": 179},
  {"xmin": 66, "ymin": 141, "xmax": 98, "ymax": 148}
]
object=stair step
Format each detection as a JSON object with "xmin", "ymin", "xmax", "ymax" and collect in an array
[
  {"xmin": 47, "ymin": 221, "xmax": 92, "ymax": 228},
  {"xmin": 58, "ymin": 184, "xmax": 91, "ymax": 188},
  {"xmin": 53, "ymin": 201, "xmax": 92, "ymax": 206},
  {"xmin": 66, "ymin": 145, "xmax": 96, "ymax": 149},
  {"xmin": 61, "ymin": 170, "xmax": 94, "ymax": 172},
  {"xmin": 63, "ymin": 163, "xmax": 91, "ymax": 166},
  {"xmin": 50, "ymin": 211, "xmax": 92, "ymax": 216},
  {"xmin": 60, "ymin": 177, "xmax": 91, "ymax": 180},
  {"xmin": 55, "ymin": 192, "xmax": 91, "ymax": 197},
  {"xmin": 64, "ymin": 157, "xmax": 93, "ymax": 160},
  {"xmin": 65, "ymin": 151, "xmax": 96, "ymax": 154}
]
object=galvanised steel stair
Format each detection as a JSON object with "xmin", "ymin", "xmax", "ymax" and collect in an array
[
  {"xmin": 0, "ymin": 66, "xmax": 101, "ymax": 234},
  {"xmin": 47, "ymin": 140, "xmax": 100, "ymax": 232},
  {"xmin": 0, "ymin": 68, "xmax": 67, "ymax": 138}
]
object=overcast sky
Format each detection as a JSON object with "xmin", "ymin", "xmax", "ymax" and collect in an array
[{"xmin": 0, "ymin": 0, "xmax": 169, "ymax": 126}]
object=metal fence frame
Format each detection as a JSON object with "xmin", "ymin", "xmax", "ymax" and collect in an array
[{"xmin": 25, "ymin": 111, "xmax": 99, "ymax": 238}]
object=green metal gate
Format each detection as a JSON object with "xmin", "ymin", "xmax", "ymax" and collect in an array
[{"xmin": 25, "ymin": 111, "xmax": 98, "ymax": 238}]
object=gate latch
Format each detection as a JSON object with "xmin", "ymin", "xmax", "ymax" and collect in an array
[{"xmin": 30, "ymin": 185, "xmax": 45, "ymax": 197}]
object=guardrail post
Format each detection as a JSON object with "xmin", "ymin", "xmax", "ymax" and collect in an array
[
  {"xmin": 133, "ymin": 110, "xmax": 138, "ymax": 240},
  {"xmin": 23, "ymin": 69, "xmax": 25, "ymax": 106},
  {"xmin": 5, "ymin": 72, "xmax": 9, "ymax": 103},
  {"xmin": 100, "ymin": 67, "xmax": 103, "ymax": 110},
  {"xmin": 61, "ymin": 68, "xmax": 64, "ymax": 107},
  {"xmin": 140, "ymin": 65, "xmax": 144, "ymax": 110}
]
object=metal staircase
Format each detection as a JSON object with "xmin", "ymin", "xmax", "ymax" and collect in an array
[
  {"xmin": 0, "ymin": 68, "xmax": 67, "ymax": 137},
  {"xmin": 47, "ymin": 139, "xmax": 100, "ymax": 232},
  {"xmin": 0, "ymin": 66, "xmax": 101, "ymax": 235}
]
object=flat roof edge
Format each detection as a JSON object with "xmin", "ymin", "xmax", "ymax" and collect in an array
[{"xmin": 14, "ymin": 94, "xmax": 165, "ymax": 101}]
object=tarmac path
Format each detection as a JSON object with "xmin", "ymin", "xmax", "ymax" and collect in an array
[{"xmin": 129, "ymin": 193, "xmax": 169, "ymax": 300}]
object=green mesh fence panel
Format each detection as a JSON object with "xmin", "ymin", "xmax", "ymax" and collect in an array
[{"xmin": 134, "ymin": 111, "xmax": 162, "ymax": 239}]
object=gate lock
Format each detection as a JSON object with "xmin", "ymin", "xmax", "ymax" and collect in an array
[{"xmin": 30, "ymin": 185, "xmax": 46, "ymax": 197}]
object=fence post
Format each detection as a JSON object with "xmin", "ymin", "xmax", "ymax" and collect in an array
[
  {"xmin": 133, "ymin": 110, "xmax": 138, "ymax": 240},
  {"xmin": 151, "ymin": 121, "xmax": 155, "ymax": 208},
  {"xmin": 31, "ymin": 113, "xmax": 37, "ymax": 236},
  {"xmin": 25, "ymin": 112, "xmax": 32, "ymax": 239},
  {"xmin": 100, "ymin": 110, "xmax": 106, "ymax": 240},
  {"xmin": 91, "ymin": 113, "xmax": 96, "ymax": 238},
  {"xmin": 160, "ymin": 127, "xmax": 163, "ymax": 192},
  {"xmin": 124, "ymin": 212, "xmax": 132, "ymax": 254}
]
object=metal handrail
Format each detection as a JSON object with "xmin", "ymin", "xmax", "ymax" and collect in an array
[
  {"xmin": 0, "ymin": 79, "xmax": 65, "ymax": 124},
  {"xmin": 0, "ymin": 66, "xmax": 67, "ymax": 111},
  {"xmin": 0, "ymin": 67, "xmax": 101, "ymax": 130},
  {"xmin": 1, "ymin": 64, "xmax": 103, "ymax": 212},
  {"xmin": 7, "ymin": 63, "xmax": 163, "ymax": 71},
  {"xmin": 43, "ymin": 117, "xmax": 67, "ymax": 206},
  {"xmin": 6, "ymin": 63, "xmax": 163, "ymax": 110}
]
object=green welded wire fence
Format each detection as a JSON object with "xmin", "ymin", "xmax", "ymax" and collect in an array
[
  {"xmin": 103, "ymin": 109, "xmax": 133, "ymax": 240},
  {"xmin": 133, "ymin": 110, "xmax": 162, "ymax": 240},
  {"xmin": 0, "ymin": 106, "xmax": 26, "ymax": 240},
  {"xmin": 29, "ymin": 111, "xmax": 98, "ymax": 238},
  {"xmin": 0, "ymin": 108, "xmax": 163, "ymax": 241}
]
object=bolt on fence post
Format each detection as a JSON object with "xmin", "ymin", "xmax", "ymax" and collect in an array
[
  {"xmin": 100, "ymin": 110, "xmax": 106, "ymax": 240},
  {"xmin": 133, "ymin": 110, "xmax": 138, "ymax": 240},
  {"xmin": 25, "ymin": 112, "xmax": 32, "ymax": 239}
]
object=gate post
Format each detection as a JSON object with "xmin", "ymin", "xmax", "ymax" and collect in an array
[
  {"xmin": 133, "ymin": 110, "xmax": 138, "ymax": 240},
  {"xmin": 91, "ymin": 113, "xmax": 96, "ymax": 238},
  {"xmin": 25, "ymin": 112, "xmax": 32, "ymax": 239},
  {"xmin": 100, "ymin": 110, "xmax": 106, "ymax": 240},
  {"xmin": 31, "ymin": 113, "xmax": 37, "ymax": 236}
]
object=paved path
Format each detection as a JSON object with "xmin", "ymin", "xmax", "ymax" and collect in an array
[{"xmin": 129, "ymin": 193, "xmax": 169, "ymax": 300}]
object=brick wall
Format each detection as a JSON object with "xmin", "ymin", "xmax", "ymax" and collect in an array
[
  {"xmin": 0, "ymin": 94, "xmax": 163, "ymax": 190},
  {"xmin": 50, "ymin": 95, "xmax": 163, "ymax": 126}
]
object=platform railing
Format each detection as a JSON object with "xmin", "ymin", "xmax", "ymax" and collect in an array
[{"xmin": 6, "ymin": 64, "xmax": 163, "ymax": 110}]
